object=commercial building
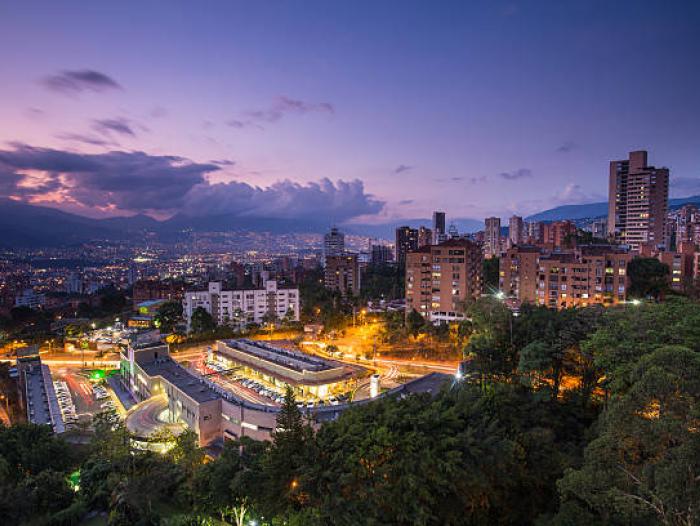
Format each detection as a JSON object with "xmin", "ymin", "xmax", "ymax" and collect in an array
[
  {"xmin": 324, "ymin": 254, "xmax": 361, "ymax": 296},
  {"xmin": 405, "ymin": 238, "xmax": 483, "ymax": 323},
  {"xmin": 500, "ymin": 245, "xmax": 632, "ymax": 309},
  {"xmin": 323, "ymin": 227, "xmax": 345, "ymax": 265},
  {"xmin": 17, "ymin": 347, "xmax": 64, "ymax": 433},
  {"xmin": 395, "ymin": 226, "xmax": 419, "ymax": 265},
  {"xmin": 215, "ymin": 339, "xmax": 358, "ymax": 399},
  {"xmin": 183, "ymin": 280, "xmax": 299, "ymax": 330},
  {"xmin": 120, "ymin": 336, "xmax": 449, "ymax": 446},
  {"xmin": 608, "ymin": 150, "xmax": 670, "ymax": 251},
  {"xmin": 484, "ymin": 217, "xmax": 501, "ymax": 258}
]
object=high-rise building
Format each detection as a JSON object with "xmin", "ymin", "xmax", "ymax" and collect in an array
[
  {"xmin": 395, "ymin": 226, "xmax": 419, "ymax": 265},
  {"xmin": 432, "ymin": 211, "xmax": 446, "ymax": 243},
  {"xmin": 405, "ymin": 238, "xmax": 483, "ymax": 323},
  {"xmin": 323, "ymin": 227, "xmax": 345, "ymax": 265},
  {"xmin": 608, "ymin": 150, "xmax": 670, "ymax": 251},
  {"xmin": 543, "ymin": 220, "xmax": 577, "ymax": 248},
  {"xmin": 324, "ymin": 254, "xmax": 361, "ymax": 296},
  {"xmin": 526, "ymin": 221, "xmax": 544, "ymax": 244},
  {"xmin": 418, "ymin": 226, "xmax": 433, "ymax": 248},
  {"xmin": 183, "ymin": 280, "xmax": 299, "ymax": 330},
  {"xmin": 508, "ymin": 215, "xmax": 523, "ymax": 247},
  {"xmin": 484, "ymin": 217, "xmax": 501, "ymax": 258},
  {"xmin": 370, "ymin": 244, "xmax": 394, "ymax": 265}
]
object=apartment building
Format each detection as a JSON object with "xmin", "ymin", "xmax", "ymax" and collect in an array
[
  {"xmin": 183, "ymin": 280, "xmax": 299, "ymax": 330},
  {"xmin": 508, "ymin": 215, "xmax": 524, "ymax": 247},
  {"xmin": 324, "ymin": 254, "xmax": 361, "ymax": 296},
  {"xmin": 323, "ymin": 227, "xmax": 345, "ymax": 265},
  {"xmin": 500, "ymin": 245, "xmax": 632, "ymax": 309},
  {"xmin": 608, "ymin": 150, "xmax": 670, "ymax": 251},
  {"xmin": 499, "ymin": 245, "xmax": 541, "ymax": 301},
  {"xmin": 405, "ymin": 238, "xmax": 483, "ymax": 323},
  {"xmin": 484, "ymin": 217, "xmax": 501, "ymax": 258}
]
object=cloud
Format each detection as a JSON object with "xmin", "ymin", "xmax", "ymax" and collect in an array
[
  {"xmin": 0, "ymin": 144, "xmax": 218, "ymax": 212},
  {"xmin": 55, "ymin": 133, "xmax": 115, "ymax": 147},
  {"xmin": 92, "ymin": 118, "xmax": 136, "ymax": 137},
  {"xmin": 556, "ymin": 141, "xmax": 577, "ymax": 153},
  {"xmin": 0, "ymin": 144, "xmax": 383, "ymax": 222},
  {"xmin": 227, "ymin": 96, "xmax": 334, "ymax": 129},
  {"xmin": 150, "ymin": 106, "xmax": 168, "ymax": 118},
  {"xmin": 398, "ymin": 199, "xmax": 414, "ymax": 205},
  {"xmin": 183, "ymin": 178, "xmax": 384, "ymax": 222},
  {"xmin": 210, "ymin": 159, "xmax": 236, "ymax": 166},
  {"xmin": 499, "ymin": 168, "xmax": 532, "ymax": 180},
  {"xmin": 42, "ymin": 70, "xmax": 122, "ymax": 94},
  {"xmin": 469, "ymin": 175, "xmax": 488, "ymax": 184},
  {"xmin": 394, "ymin": 164, "xmax": 413, "ymax": 174}
]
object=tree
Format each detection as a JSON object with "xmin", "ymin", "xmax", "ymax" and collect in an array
[
  {"xmin": 405, "ymin": 309, "xmax": 425, "ymax": 338},
  {"xmin": 555, "ymin": 345, "xmax": 700, "ymax": 525},
  {"xmin": 627, "ymin": 257, "xmax": 670, "ymax": 300},
  {"xmin": 483, "ymin": 257, "xmax": 500, "ymax": 293},
  {"xmin": 190, "ymin": 307, "xmax": 216, "ymax": 333},
  {"xmin": 156, "ymin": 301, "xmax": 183, "ymax": 332}
]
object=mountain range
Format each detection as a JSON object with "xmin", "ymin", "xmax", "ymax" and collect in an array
[{"xmin": 1, "ymin": 196, "xmax": 700, "ymax": 247}]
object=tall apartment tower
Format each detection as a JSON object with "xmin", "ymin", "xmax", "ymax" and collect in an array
[
  {"xmin": 432, "ymin": 211, "xmax": 446, "ymax": 243},
  {"xmin": 323, "ymin": 227, "xmax": 345, "ymax": 265},
  {"xmin": 508, "ymin": 215, "xmax": 523, "ymax": 247},
  {"xmin": 395, "ymin": 226, "xmax": 419, "ymax": 265},
  {"xmin": 484, "ymin": 217, "xmax": 501, "ymax": 258},
  {"xmin": 608, "ymin": 150, "xmax": 669, "ymax": 251}
]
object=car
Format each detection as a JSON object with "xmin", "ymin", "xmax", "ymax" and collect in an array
[
  {"xmin": 329, "ymin": 397, "xmax": 339, "ymax": 406},
  {"xmin": 306, "ymin": 401, "xmax": 315, "ymax": 409}
]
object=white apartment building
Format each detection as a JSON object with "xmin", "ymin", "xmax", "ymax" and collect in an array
[{"xmin": 183, "ymin": 280, "xmax": 300, "ymax": 331}]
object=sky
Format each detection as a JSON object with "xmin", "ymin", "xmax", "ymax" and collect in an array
[{"xmin": 0, "ymin": 0, "xmax": 699, "ymax": 225}]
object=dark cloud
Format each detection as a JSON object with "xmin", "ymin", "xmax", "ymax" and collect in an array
[
  {"xmin": 227, "ymin": 96, "xmax": 334, "ymax": 129},
  {"xmin": 0, "ymin": 144, "xmax": 218, "ymax": 212},
  {"xmin": 92, "ymin": 118, "xmax": 136, "ymax": 137},
  {"xmin": 183, "ymin": 178, "xmax": 384, "ymax": 222},
  {"xmin": 42, "ymin": 70, "xmax": 122, "ymax": 94},
  {"xmin": 499, "ymin": 168, "xmax": 532, "ymax": 180},
  {"xmin": 210, "ymin": 159, "xmax": 236, "ymax": 166},
  {"xmin": 398, "ymin": 199, "xmax": 414, "ymax": 205},
  {"xmin": 0, "ymin": 144, "xmax": 383, "ymax": 221},
  {"xmin": 556, "ymin": 141, "xmax": 577, "ymax": 153},
  {"xmin": 394, "ymin": 164, "xmax": 413, "ymax": 174}
]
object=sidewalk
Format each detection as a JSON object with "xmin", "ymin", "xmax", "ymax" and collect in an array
[{"xmin": 107, "ymin": 375, "xmax": 136, "ymax": 411}]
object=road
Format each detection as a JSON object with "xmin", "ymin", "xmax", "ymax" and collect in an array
[{"xmin": 125, "ymin": 395, "xmax": 185, "ymax": 439}]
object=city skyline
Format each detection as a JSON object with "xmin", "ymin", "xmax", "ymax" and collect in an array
[{"xmin": 1, "ymin": 1, "xmax": 699, "ymax": 226}]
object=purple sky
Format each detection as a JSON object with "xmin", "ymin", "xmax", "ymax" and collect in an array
[{"xmin": 0, "ymin": 1, "xmax": 699, "ymax": 223}]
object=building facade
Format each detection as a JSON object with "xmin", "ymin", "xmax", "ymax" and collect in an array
[
  {"xmin": 484, "ymin": 217, "xmax": 501, "ymax": 258},
  {"xmin": 608, "ymin": 150, "xmax": 670, "ymax": 251},
  {"xmin": 405, "ymin": 239, "xmax": 483, "ymax": 323},
  {"xmin": 183, "ymin": 280, "xmax": 299, "ymax": 330},
  {"xmin": 500, "ymin": 245, "xmax": 632, "ymax": 309},
  {"xmin": 508, "ymin": 215, "xmax": 524, "ymax": 247},
  {"xmin": 395, "ymin": 226, "xmax": 419, "ymax": 265},
  {"xmin": 324, "ymin": 254, "xmax": 361, "ymax": 296},
  {"xmin": 323, "ymin": 227, "xmax": 345, "ymax": 265},
  {"xmin": 433, "ymin": 211, "xmax": 446, "ymax": 243}
]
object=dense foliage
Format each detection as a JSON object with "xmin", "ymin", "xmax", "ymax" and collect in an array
[{"xmin": 1, "ymin": 299, "xmax": 699, "ymax": 525}]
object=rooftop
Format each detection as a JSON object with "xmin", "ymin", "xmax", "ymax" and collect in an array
[
  {"xmin": 137, "ymin": 355, "xmax": 221, "ymax": 403},
  {"xmin": 221, "ymin": 339, "xmax": 336, "ymax": 373}
]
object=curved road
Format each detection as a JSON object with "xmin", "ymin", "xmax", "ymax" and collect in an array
[{"xmin": 125, "ymin": 395, "xmax": 185, "ymax": 439}]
